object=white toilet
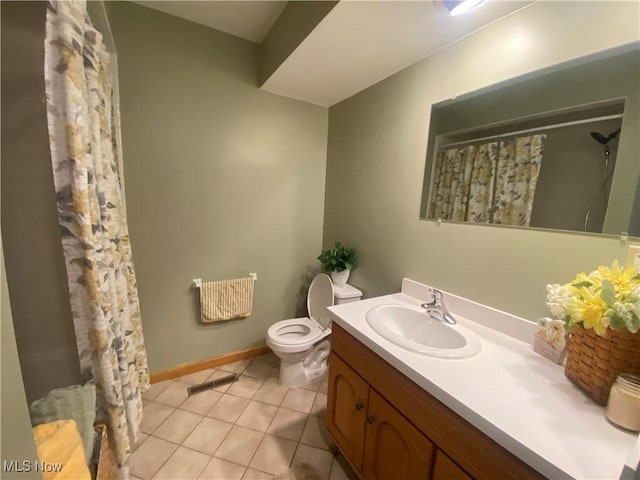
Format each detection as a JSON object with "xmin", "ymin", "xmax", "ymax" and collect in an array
[{"xmin": 266, "ymin": 274, "xmax": 363, "ymax": 386}]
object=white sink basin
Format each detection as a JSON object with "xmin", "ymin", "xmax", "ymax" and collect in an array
[{"xmin": 366, "ymin": 304, "xmax": 481, "ymax": 358}]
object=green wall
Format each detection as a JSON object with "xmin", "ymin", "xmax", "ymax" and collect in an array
[
  {"xmin": 0, "ymin": 1, "xmax": 82, "ymax": 403},
  {"xmin": 109, "ymin": 2, "xmax": 329, "ymax": 372},
  {"xmin": 528, "ymin": 118, "xmax": 622, "ymax": 233},
  {"xmin": 324, "ymin": 1, "xmax": 639, "ymax": 321}
]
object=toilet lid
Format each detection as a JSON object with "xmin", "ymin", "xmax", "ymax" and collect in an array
[{"xmin": 307, "ymin": 273, "xmax": 334, "ymax": 329}]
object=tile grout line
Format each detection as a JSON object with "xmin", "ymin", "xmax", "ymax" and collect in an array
[
  {"xmin": 141, "ymin": 437, "xmax": 177, "ymax": 480},
  {"xmin": 230, "ymin": 366, "xmax": 271, "ymax": 473},
  {"xmin": 259, "ymin": 390, "xmax": 286, "ymax": 438},
  {"xmin": 203, "ymin": 417, "xmax": 242, "ymax": 478},
  {"xmin": 148, "ymin": 443, "xmax": 210, "ymax": 480},
  {"xmin": 139, "ymin": 356, "xmax": 339, "ymax": 480},
  {"xmin": 241, "ymin": 429, "xmax": 267, "ymax": 476},
  {"xmin": 233, "ymin": 366, "xmax": 312, "ymax": 475},
  {"xmin": 140, "ymin": 361, "xmax": 251, "ymax": 478},
  {"xmin": 192, "ymin": 359, "xmax": 256, "ymax": 479},
  {"xmin": 200, "ymin": 453, "xmax": 250, "ymax": 479},
  {"xmin": 148, "ymin": 393, "xmax": 202, "ymax": 440},
  {"xmin": 289, "ymin": 389, "xmax": 322, "ymax": 472},
  {"xmin": 208, "ymin": 361, "xmax": 264, "ymax": 472}
]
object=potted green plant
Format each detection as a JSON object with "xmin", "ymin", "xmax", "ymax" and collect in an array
[{"xmin": 317, "ymin": 242, "xmax": 358, "ymax": 286}]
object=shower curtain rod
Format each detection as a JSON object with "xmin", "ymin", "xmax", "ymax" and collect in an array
[{"xmin": 438, "ymin": 113, "xmax": 623, "ymax": 149}]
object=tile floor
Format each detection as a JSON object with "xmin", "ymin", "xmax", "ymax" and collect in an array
[{"xmin": 133, "ymin": 353, "xmax": 358, "ymax": 480}]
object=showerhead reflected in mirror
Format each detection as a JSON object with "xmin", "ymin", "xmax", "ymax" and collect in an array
[
  {"xmin": 583, "ymin": 126, "xmax": 621, "ymax": 232},
  {"xmin": 420, "ymin": 44, "xmax": 640, "ymax": 238},
  {"xmin": 590, "ymin": 128, "xmax": 621, "ymax": 147}
]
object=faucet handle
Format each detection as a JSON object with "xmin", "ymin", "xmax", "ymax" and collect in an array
[
  {"xmin": 429, "ymin": 288, "xmax": 444, "ymax": 306},
  {"xmin": 421, "ymin": 289, "xmax": 444, "ymax": 308}
]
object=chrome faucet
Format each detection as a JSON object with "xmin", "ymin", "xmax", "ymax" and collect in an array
[{"xmin": 421, "ymin": 289, "xmax": 457, "ymax": 325}]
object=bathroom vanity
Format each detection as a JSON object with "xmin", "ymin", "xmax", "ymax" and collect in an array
[
  {"xmin": 327, "ymin": 324, "xmax": 540, "ymax": 479},
  {"xmin": 325, "ymin": 279, "xmax": 638, "ymax": 480}
]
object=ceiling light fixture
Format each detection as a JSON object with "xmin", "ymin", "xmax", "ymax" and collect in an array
[{"xmin": 443, "ymin": 0, "xmax": 486, "ymax": 16}]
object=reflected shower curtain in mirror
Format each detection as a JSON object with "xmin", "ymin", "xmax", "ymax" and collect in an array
[
  {"xmin": 428, "ymin": 142, "xmax": 499, "ymax": 222},
  {"xmin": 428, "ymin": 134, "xmax": 546, "ymax": 226},
  {"xmin": 492, "ymin": 135, "xmax": 546, "ymax": 226},
  {"xmin": 45, "ymin": 1, "xmax": 149, "ymax": 477}
]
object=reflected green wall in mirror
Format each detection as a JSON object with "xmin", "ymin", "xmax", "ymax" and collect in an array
[{"xmin": 420, "ymin": 45, "xmax": 640, "ymax": 237}]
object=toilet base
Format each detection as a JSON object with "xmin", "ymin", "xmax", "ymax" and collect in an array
[
  {"xmin": 274, "ymin": 339, "xmax": 331, "ymax": 387},
  {"xmin": 279, "ymin": 360, "xmax": 327, "ymax": 387}
]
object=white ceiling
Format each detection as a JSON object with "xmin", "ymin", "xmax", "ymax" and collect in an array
[
  {"xmin": 134, "ymin": 1, "xmax": 287, "ymax": 43},
  {"xmin": 133, "ymin": 1, "xmax": 535, "ymax": 106},
  {"xmin": 262, "ymin": 1, "xmax": 534, "ymax": 106}
]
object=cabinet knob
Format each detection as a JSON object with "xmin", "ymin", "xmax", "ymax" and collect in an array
[
  {"xmin": 367, "ymin": 415, "xmax": 375, "ymax": 424},
  {"xmin": 355, "ymin": 402, "xmax": 364, "ymax": 411}
]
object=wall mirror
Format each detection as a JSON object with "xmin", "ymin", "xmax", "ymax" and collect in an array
[{"xmin": 420, "ymin": 44, "xmax": 640, "ymax": 238}]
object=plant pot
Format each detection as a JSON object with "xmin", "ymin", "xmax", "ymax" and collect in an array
[
  {"xmin": 330, "ymin": 270, "xmax": 350, "ymax": 287},
  {"xmin": 564, "ymin": 326, "xmax": 640, "ymax": 405}
]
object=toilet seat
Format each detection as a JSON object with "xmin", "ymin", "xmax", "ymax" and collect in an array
[
  {"xmin": 267, "ymin": 317, "xmax": 330, "ymax": 353},
  {"xmin": 267, "ymin": 274, "xmax": 334, "ymax": 354},
  {"xmin": 267, "ymin": 317, "xmax": 323, "ymax": 345}
]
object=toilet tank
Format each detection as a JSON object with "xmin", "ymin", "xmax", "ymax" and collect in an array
[{"xmin": 333, "ymin": 283, "xmax": 363, "ymax": 305}]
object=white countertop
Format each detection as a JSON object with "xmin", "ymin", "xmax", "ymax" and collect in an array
[{"xmin": 327, "ymin": 279, "xmax": 638, "ymax": 480}]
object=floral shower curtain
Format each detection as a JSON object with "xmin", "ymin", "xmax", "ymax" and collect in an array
[
  {"xmin": 428, "ymin": 142, "xmax": 499, "ymax": 222},
  {"xmin": 492, "ymin": 135, "xmax": 546, "ymax": 225},
  {"xmin": 44, "ymin": 1, "xmax": 149, "ymax": 476},
  {"xmin": 428, "ymin": 134, "xmax": 546, "ymax": 226}
]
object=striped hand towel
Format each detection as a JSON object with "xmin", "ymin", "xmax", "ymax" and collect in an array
[{"xmin": 200, "ymin": 276, "xmax": 254, "ymax": 322}]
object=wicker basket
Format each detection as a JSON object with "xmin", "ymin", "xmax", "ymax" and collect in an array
[
  {"xmin": 95, "ymin": 424, "xmax": 117, "ymax": 480},
  {"xmin": 565, "ymin": 326, "xmax": 640, "ymax": 405}
]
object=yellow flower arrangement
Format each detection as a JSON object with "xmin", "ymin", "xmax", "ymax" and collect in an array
[{"xmin": 546, "ymin": 260, "xmax": 640, "ymax": 336}]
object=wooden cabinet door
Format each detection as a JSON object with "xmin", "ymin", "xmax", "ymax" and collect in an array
[
  {"xmin": 432, "ymin": 450, "xmax": 472, "ymax": 480},
  {"xmin": 326, "ymin": 352, "xmax": 369, "ymax": 472},
  {"xmin": 363, "ymin": 389, "xmax": 435, "ymax": 480}
]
